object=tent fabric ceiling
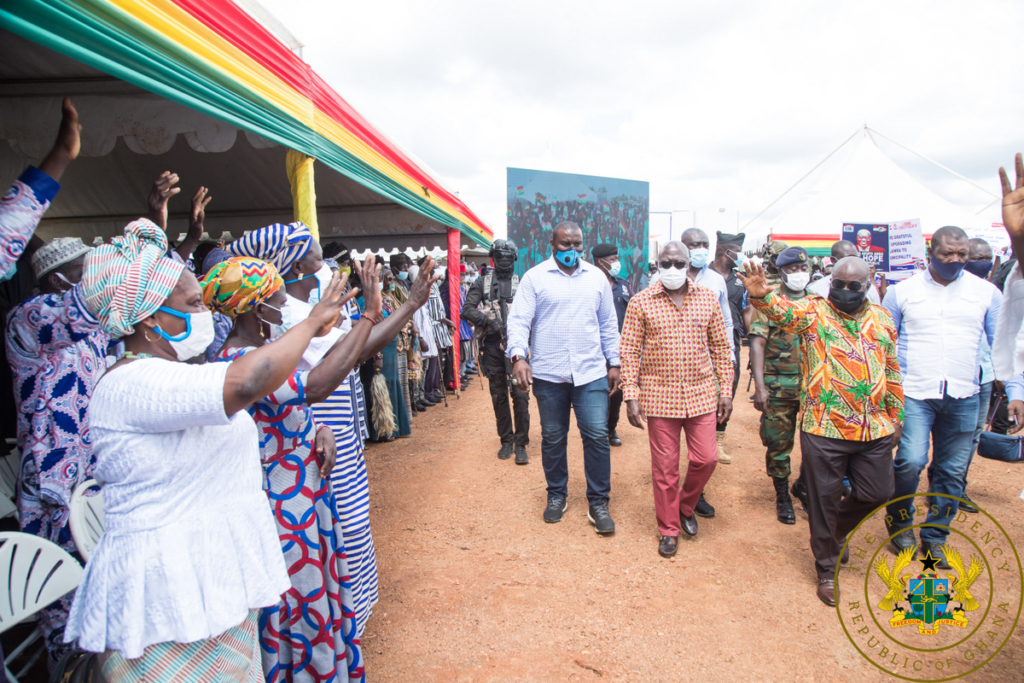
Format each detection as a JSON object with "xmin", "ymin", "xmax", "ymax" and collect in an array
[{"xmin": 0, "ymin": 28, "xmax": 477, "ymax": 251}]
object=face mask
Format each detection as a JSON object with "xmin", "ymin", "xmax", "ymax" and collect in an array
[
  {"xmin": 397, "ymin": 270, "xmax": 409, "ymax": 281},
  {"xmin": 930, "ymin": 258, "xmax": 966, "ymax": 281},
  {"xmin": 54, "ymin": 271, "xmax": 75, "ymax": 291},
  {"xmin": 964, "ymin": 260, "xmax": 993, "ymax": 279},
  {"xmin": 309, "ymin": 264, "xmax": 334, "ymax": 304},
  {"xmin": 408, "ymin": 265, "xmax": 420, "ymax": 281},
  {"xmin": 689, "ymin": 248, "xmax": 710, "ymax": 269},
  {"xmin": 606, "ymin": 261, "xmax": 622, "ymax": 278},
  {"xmin": 154, "ymin": 306, "xmax": 215, "ymax": 361},
  {"xmin": 554, "ymin": 249, "xmax": 581, "ymax": 268},
  {"xmin": 659, "ymin": 267, "xmax": 688, "ymax": 290},
  {"xmin": 727, "ymin": 250, "xmax": 746, "ymax": 269},
  {"xmin": 261, "ymin": 302, "xmax": 291, "ymax": 340},
  {"xmin": 378, "ymin": 281, "xmax": 385, "ymax": 292},
  {"xmin": 828, "ymin": 288, "xmax": 867, "ymax": 315},
  {"xmin": 783, "ymin": 271, "xmax": 810, "ymax": 292},
  {"xmin": 338, "ymin": 266, "xmax": 351, "ymax": 277}
]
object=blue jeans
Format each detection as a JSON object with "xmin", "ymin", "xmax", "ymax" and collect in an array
[
  {"xmin": 886, "ymin": 390, "xmax": 979, "ymax": 543},
  {"xmin": 532, "ymin": 377, "xmax": 611, "ymax": 506},
  {"xmin": 964, "ymin": 381, "xmax": 993, "ymax": 488}
]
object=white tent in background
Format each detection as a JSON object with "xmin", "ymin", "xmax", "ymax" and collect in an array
[{"xmin": 744, "ymin": 127, "xmax": 1001, "ymax": 254}]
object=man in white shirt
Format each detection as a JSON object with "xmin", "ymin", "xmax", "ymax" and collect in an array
[
  {"xmin": 506, "ymin": 222, "xmax": 621, "ymax": 534},
  {"xmin": 882, "ymin": 226, "xmax": 1001, "ymax": 568},
  {"xmin": 808, "ymin": 240, "xmax": 882, "ymax": 304}
]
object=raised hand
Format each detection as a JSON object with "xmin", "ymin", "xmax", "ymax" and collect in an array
[
  {"xmin": 355, "ymin": 256, "xmax": 383, "ymax": 320},
  {"xmin": 309, "ymin": 272, "xmax": 355, "ymax": 336},
  {"xmin": 999, "ymin": 154, "xmax": 1024, "ymax": 257},
  {"xmin": 737, "ymin": 260, "xmax": 773, "ymax": 299},
  {"xmin": 147, "ymin": 171, "xmax": 180, "ymax": 231},
  {"xmin": 409, "ymin": 256, "xmax": 441, "ymax": 307},
  {"xmin": 189, "ymin": 186, "xmax": 211, "ymax": 241},
  {"xmin": 39, "ymin": 98, "xmax": 82, "ymax": 182}
]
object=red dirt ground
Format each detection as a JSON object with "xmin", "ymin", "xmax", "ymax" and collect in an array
[{"xmin": 361, "ymin": 349, "xmax": 1024, "ymax": 682}]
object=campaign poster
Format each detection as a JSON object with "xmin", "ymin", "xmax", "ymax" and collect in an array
[
  {"xmin": 507, "ymin": 168, "xmax": 649, "ymax": 293},
  {"xmin": 842, "ymin": 223, "xmax": 890, "ymax": 272},
  {"xmin": 887, "ymin": 219, "xmax": 925, "ymax": 280}
]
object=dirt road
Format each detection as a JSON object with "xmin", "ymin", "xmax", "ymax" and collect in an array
[{"xmin": 361, "ymin": 355, "xmax": 1024, "ymax": 682}]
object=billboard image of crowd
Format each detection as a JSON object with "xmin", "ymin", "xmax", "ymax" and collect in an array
[{"xmin": 506, "ymin": 167, "xmax": 650, "ymax": 292}]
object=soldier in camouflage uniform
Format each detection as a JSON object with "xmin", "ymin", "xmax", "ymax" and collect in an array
[{"xmin": 749, "ymin": 246, "xmax": 811, "ymax": 525}]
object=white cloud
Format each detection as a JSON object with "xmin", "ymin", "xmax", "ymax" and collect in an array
[{"xmin": 258, "ymin": 0, "xmax": 1024, "ymax": 238}]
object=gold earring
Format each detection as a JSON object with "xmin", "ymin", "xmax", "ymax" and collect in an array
[{"xmin": 143, "ymin": 328, "xmax": 159, "ymax": 343}]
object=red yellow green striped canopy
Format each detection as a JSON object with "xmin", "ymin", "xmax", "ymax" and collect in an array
[{"xmin": 1, "ymin": 0, "xmax": 493, "ymax": 246}]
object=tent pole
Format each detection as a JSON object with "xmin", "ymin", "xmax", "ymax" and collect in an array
[
  {"xmin": 448, "ymin": 228, "xmax": 461, "ymax": 396},
  {"xmin": 286, "ymin": 149, "xmax": 319, "ymax": 240}
]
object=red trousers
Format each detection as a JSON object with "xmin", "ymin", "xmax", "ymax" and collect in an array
[{"xmin": 647, "ymin": 412, "xmax": 718, "ymax": 535}]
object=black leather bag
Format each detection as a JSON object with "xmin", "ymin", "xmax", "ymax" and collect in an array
[{"xmin": 977, "ymin": 397, "xmax": 1024, "ymax": 463}]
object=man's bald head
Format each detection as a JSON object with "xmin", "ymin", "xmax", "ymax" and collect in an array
[
  {"xmin": 833, "ymin": 256, "xmax": 870, "ymax": 283},
  {"xmin": 681, "ymin": 229, "xmax": 709, "ymax": 250},
  {"xmin": 552, "ymin": 221, "xmax": 583, "ymax": 244},
  {"xmin": 660, "ymin": 240, "xmax": 690, "ymax": 261},
  {"xmin": 832, "ymin": 240, "xmax": 858, "ymax": 260},
  {"xmin": 968, "ymin": 238, "xmax": 993, "ymax": 261}
]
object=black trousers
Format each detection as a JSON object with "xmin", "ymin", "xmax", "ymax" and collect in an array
[
  {"xmin": 608, "ymin": 388, "xmax": 623, "ymax": 433},
  {"xmin": 800, "ymin": 431, "xmax": 895, "ymax": 580},
  {"xmin": 717, "ymin": 330, "xmax": 742, "ymax": 433},
  {"xmin": 481, "ymin": 341, "xmax": 530, "ymax": 446}
]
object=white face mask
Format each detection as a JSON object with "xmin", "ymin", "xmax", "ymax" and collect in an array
[
  {"xmin": 408, "ymin": 265, "xmax": 420, "ymax": 281},
  {"xmin": 155, "ymin": 307, "xmax": 216, "ymax": 361},
  {"xmin": 659, "ymin": 267, "xmax": 688, "ymax": 290},
  {"xmin": 261, "ymin": 302, "xmax": 292, "ymax": 341},
  {"xmin": 308, "ymin": 264, "xmax": 334, "ymax": 304},
  {"xmin": 784, "ymin": 272, "xmax": 810, "ymax": 292},
  {"xmin": 606, "ymin": 261, "xmax": 622, "ymax": 278}
]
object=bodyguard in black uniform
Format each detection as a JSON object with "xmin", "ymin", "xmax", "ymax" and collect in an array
[{"xmin": 592, "ymin": 243, "xmax": 631, "ymax": 447}]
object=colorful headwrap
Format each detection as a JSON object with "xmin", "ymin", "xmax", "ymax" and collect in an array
[
  {"xmin": 81, "ymin": 219, "xmax": 186, "ymax": 338},
  {"xmin": 200, "ymin": 257, "xmax": 283, "ymax": 318},
  {"xmin": 201, "ymin": 247, "xmax": 231, "ymax": 276},
  {"xmin": 225, "ymin": 222, "xmax": 312, "ymax": 276}
]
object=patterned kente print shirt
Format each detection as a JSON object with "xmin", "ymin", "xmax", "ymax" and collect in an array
[
  {"xmin": 620, "ymin": 280, "xmax": 734, "ymax": 419},
  {"xmin": 751, "ymin": 290, "xmax": 904, "ymax": 441}
]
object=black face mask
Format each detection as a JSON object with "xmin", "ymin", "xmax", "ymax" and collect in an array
[
  {"xmin": 493, "ymin": 253, "xmax": 515, "ymax": 274},
  {"xmin": 829, "ymin": 287, "xmax": 867, "ymax": 314}
]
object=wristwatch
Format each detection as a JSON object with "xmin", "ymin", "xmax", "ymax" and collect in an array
[{"xmin": 511, "ymin": 355, "xmax": 524, "ymax": 365}]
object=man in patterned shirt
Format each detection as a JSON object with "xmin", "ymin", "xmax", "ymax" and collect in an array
[
  {"xmin": 620, "ymin": 242, "xmax": 734, "ymax": 559},
  {"xmin": 741, "ymin": 256, "xmax": 903, "ymax": 607}
]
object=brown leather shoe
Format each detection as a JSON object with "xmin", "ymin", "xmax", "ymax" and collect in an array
[
  {"xmin": 658, "ymin": 535, "xmax": 678, "ymax": 558},
  {"xmin": 680, "ymin": 513, "xmax": 698, "ymax": 537},
  {"xmin": 817, "ymin": 579, "xmax": 837, "ymax": 607}
]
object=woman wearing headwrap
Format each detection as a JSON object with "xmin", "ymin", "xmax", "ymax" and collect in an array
[
  {"xmin": 364, "ymin": 268, "xmax": 412, "ymax": 441},
  {"xmin": 63, "ymin": 219, "xmax": 351, "ymax": 683},
  {"xmin": 204, "ymin": 256, "xmax": 381, "ymax": 683},
  {"xmin": 229, "ymin": 222, "xmax": 439, "ymax": 638}
]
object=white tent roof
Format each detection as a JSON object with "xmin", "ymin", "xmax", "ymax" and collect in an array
[{"xmin": 746, "ymin": 129, "xmax": 999, "ymax": 251}]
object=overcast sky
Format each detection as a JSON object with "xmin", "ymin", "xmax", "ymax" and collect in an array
[{"xmin": 259, "ymin": 0, "xmax": 1024, "ymax": 238}]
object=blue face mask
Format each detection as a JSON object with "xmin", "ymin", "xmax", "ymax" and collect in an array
[
  {"xmin": 931, "ymin": 258, "xmax": 966, "ymax": 281},
  {"xmin": 964, "ymin": 260, "xmax": 993, "ymax": 279},
  {"xmin": 728, "ymin": 249, "xmax": 746, "ymax": 269},
  {"xmin": 689, "ymin": 248, "xmax": 710, "ymax": 269},
  {"xmin": 554, "ymin": 248, "xmax": 581, "ymax": 268},
  {"xmin": 397, "ymin": 270, "xmax": 409, "ymax": 281}
]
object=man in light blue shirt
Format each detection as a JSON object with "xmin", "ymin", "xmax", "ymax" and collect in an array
[
  {"xmin": 882, "ymin": 226, "xmax": 1001, "ymax": 568},
  {"xmin": 507, "ymin": 222, "xmax": 621, "ymax": 533}
]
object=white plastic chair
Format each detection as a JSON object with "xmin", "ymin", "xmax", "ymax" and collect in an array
[
  {"xmin": 0, "ymin": 532, "xmax": 83, "ymax": 683},
  {"xmin": 68, "ymin": 479, "xmax": 104, "ymax": 562}
]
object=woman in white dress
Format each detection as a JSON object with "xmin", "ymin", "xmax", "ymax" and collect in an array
[{"xmin": 61, "ymin": 219, "xmax": 352, "ymax": 683}]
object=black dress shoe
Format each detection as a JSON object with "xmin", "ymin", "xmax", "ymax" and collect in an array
[
  {"xmin": 658, "ymin": 535, "xmax": 678, "ymax": 558},
  {"xmin": 498, "ymin": 443, "xmax": 513, "ymax": 460},
  {"xmin": 544, "ymin": 496, "xmax": 567, "ymax": 523},
  {"xmin": 415, "ymin": 402, "xmax": 427, "ymax": 412},
  {"xmin": 694, "ymin": 492, "xmax": 715, "ymax": 518},
  {"xmin": 817, "ymin": 579, "xmax": 836, "ymax": 607},
  {"xmin": 514, "ymin": 445, "xmax": 528, "ymax": 465},
  {"xmin": 960, "ymin": 491, "xmax": 979, "ymax": 514},
  {"xmin": 680, "ymin": 512, "xmax": 698, "ymax": 537},
  {"xmin": 774, "ymin": 478, "xmax": 796, "ymax": 525},
  {"xmin": 919, "ymin": 541, "xmax": 951, "ymax": 570},
  {"xmin": 791, "ymin": 477, "xmax": 809, "ymax": 512},
  {"xmin": 889, "ymin": 528, "xmax": 917, "ymax": 556},
  {"xmin": 608, "ymin": 430, "xmax": 622, "ymax": 447},
  {"xmin": 588, "ymin": 502, "xmax": 615, "ymax": 534},
  {"xmin": 839, "ymin": 536, "xmax": 850, "ymax": 564}
]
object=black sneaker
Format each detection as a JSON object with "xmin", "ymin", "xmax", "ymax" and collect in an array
[
  {"xmin": 608, "ymin": 430, "xmax": 622, "ymax": 447},
  {"xmin": 889, "ymin": 528, "xmax": 917, "ymax": 556},
  {"xmin": 514, "ymin": 445, "xmax": 528, "ymax": 465},
  {"xmin": 544, "ymin": 497, "xmax": 568, "ymax": 523},
  {"xmin": 497, "ymin": 443, "xmax": 513, "ymax": 460},
  {"xmin": 694, "ymin": 492, "xmax": 716, "ymax": 518},
  {"xmin": 587, "ymin": 502, "xmax": 615, "ymax": 534}
]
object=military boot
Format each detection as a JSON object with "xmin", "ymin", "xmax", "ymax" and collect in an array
[
  {"xmin": 716, "ymin": 432, "xmax": 731, "ymax": 464},
  {"xmin": 774, "ymin": 477, "xmax": 795, "ymax": 525}
]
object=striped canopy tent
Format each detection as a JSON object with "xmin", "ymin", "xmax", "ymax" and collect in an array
[
  {"xmin": 1, "ymin": 0, "xmax": 488, "ymax": 392},
  {"xmin": 0, "ymin": 0, "xmax": 492, "ymax": 253},
  {"xmin": 744, "ymin": 128, "xmax": 999, "ymax": 257}
]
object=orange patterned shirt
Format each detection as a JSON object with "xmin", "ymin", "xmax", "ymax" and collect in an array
[
  {"xmin": 620, "ymin": 280, "xmax": 734, "ymax": 418},
  {"xmin": 751, "ymin": 290, "xmax": 904, "ymax": 441}
]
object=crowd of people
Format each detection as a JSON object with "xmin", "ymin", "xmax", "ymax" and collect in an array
[{"xmin": 2, "ymin": 97, "xmax": 1024, "ymax": 681}]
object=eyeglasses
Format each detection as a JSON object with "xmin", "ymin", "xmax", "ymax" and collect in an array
[
  {"xmin": 831, "ymin": 278, "xmax": 865, "ymax": 292},
  {"xmin": 659, "ymin": 260, "xmax": 689, "ymax": 270}
]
